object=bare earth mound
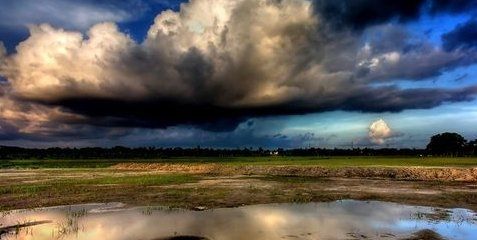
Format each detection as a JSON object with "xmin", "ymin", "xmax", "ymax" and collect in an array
[{"xmin": 112, "ymin": 163, "xmax": 477, "ymax": 182}]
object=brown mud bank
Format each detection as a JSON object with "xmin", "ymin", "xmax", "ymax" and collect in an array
[{"xmin": 112, "ymin": 163, "xmax": 477, "ymax": 181}]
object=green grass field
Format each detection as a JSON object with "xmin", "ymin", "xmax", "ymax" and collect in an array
[{"xmin": 1, "ymin": 156, "xmax": 477, "ymax": 169}]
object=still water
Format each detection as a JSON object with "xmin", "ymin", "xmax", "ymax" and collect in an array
[{"xmin": 1, "ymin": 200, "xmax": 476, "ymax": 240}]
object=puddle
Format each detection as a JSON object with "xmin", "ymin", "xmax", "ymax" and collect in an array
[{"xmin": 1, "ymin": 200, "xmax": 476, "ymax": 240}]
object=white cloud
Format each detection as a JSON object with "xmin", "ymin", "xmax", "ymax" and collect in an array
[
  {"xmin": 1, "ymin": 0, "xmax": 324, "ymax": 105},
  {"xmin": 368, "ymin": 119, "xmax": 392, "ymax": 145}
]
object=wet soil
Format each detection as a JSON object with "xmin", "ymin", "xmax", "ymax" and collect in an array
[{"xmin": 1, "ymin": 165, "xmax": 477, "ymax": 211}]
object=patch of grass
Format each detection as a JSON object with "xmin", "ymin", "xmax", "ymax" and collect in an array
[
  {"xmin": 2, "ymin": 156, "xmax": 477, "ymax": 169},
  {"xmin": 76, "ymin": 174, "xmax": 198, "ymax": 185},
  {"xmin": 0, "ymin": 174, "xmax": 198, "ymax": 196},
  {"xmin": 0, "ymin": 184, "xmax": 50, "ymax": 195},
  {"xmin": 290, "ymin": 192, "xmax": 314, "ymax": 203},
  {"xmin": 0, "ymin": 160, "xmax": 118, "ymax": 169}
]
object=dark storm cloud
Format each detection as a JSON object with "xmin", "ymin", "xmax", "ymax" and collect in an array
[
  {"xmin": 442, "ymin": 18, "xmax": 477, "ymax": 51},
  {"xmin": 354, "ymin": 25, "xmax": 467, "ymax": 82},
  {"xmin": 0, "ymin": 122, "xmax": 19, "ymax": 141},
  {"xmin": 0, "ymin": 97, "xmax": 133, "ymax": 142},
  {"xmin": 313, "ymin": 0, "xmax": 425, "ymax": 30},
  {"xmin": 342, "ymin": 86, "xmax": 477, "ymax": 112},
  {"xmin": 312, "ymin": 0, "xmax": 477, "ymax": 31},
  {"xmin": 1, "ymin": 0, "xmax": 477, "ymax": 141},
  {"xmin": 37, "ymin": 85, "xmax": 477, "ymax": 132},
  {"xmin": 428, "ymin": 0, "xmax": 477, "ymax": 14},
  {"xmin": 51, "ymin": 98, "xmax": 247, "ymax": 132},
  {"xmin": 0, "ymin": 123, "xmax": 132, "ymax": 142}
]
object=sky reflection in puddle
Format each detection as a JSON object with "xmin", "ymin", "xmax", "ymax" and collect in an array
[{"xmin": 1, "ymin": 200, "xmax": 476, "ymax": 240}]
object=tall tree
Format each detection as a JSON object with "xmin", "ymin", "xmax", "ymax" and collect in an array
[{"xmin": 426, "ymin": 132, "xmax": 467, "ymax": 156}]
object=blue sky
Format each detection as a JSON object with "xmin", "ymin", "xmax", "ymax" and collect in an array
[{"xmin": 0, "ymin": 0, "xmax": 476, "ymax": 148}]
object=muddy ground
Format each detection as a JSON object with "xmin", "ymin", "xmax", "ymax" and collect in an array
[{"xmin": 1, "ymin": 163, "xmax": 477, "ymax": 211}]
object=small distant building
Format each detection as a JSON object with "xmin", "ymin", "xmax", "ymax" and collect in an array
[{"xmin": 269, "ymin": 151, "xmax": 279, "ymax": 156}]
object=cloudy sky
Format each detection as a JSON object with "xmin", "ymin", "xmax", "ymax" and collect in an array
[{"xmin": 0, "ymin": 0, "xmax": 476, "ymax": 148}]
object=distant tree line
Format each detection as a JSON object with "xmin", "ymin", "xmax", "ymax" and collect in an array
[
  {"xmin": 0, "ymin": 146, "xmax": 427, "ymax": 159},
  {"xmin": 0, "ymin": 132, "xmax": 475, "ymax": 159}
]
